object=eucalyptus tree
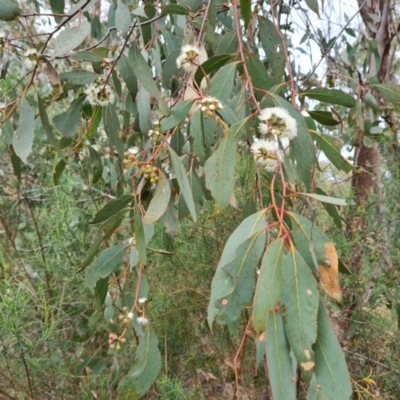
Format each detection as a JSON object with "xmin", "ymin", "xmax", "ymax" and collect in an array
[{"xmin": 3, "ymin": 0, "xmax": 395, "ymax": 398}]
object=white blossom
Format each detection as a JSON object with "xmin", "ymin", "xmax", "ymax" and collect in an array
[
  {"xmin": 176, "ymin": 44, "xmax": 201, "ymax": 71},
  {"xmin": 24, "ymin": 48, "xmax": 41, "ymax": 69},
  {"xmin": 128, "ymin": 146, "xmax": 140, "ymax": 155},
  {"xmin": 127, "ymin": 312, "xmax": 134, "ymax": 319},
  {"xmin": 138, "ymin": 297, "xmax": 147, "ymax": 304},
  {"xmin": 136, "ymin": 316, "xmax": 149, "ymax": 326},
  {"xmin": 258, "ymin": 107, "xmax": 297, "ymax": 140},
  {"xmin": 85, "ymin": 82, "xmax": 115, "ymax": 107},
  {"xmin": 251, "ymin": 138, "xmax": 282, "ymax": 172}
]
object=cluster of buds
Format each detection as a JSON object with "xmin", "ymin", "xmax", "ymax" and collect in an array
[
  {"xmin": 148, "ymin": 120, "xmax": 161, "ymax": 142},
  {"xmin": 123, "ymin": 146, "xmax": 140, "ymax": 168},
  {"xmin": 140, "ymin": 164, "xmax": 158, "ymax": 183},
  {"xmin": 24, "ymin": 48, "xmax": 43, "ymax": 69},
  {"xmin": 200, "ymin": 96, "xmax": 223, "ymax": 113},
  {"xmin": 108, "ymin": 332, "xmax": 126, "ymax": 350},
  {"xmin": 258, "ymin": 107, "xmax": 297, "ymax": 140},
  {"xmin": 0, "ymin": 32, "xmax": 8, "ymax": 52},
  {"xmin": 251, "ymin": 138, "xmax": 283, "ymax": 172},
  {"xmin": 84, "ymin": 78, "xmax": 115, "ymax": 107},
  {"xmin": 176, "ymin": 44, "xmax": 201, "ymax": 71},
  {"xmin": 118, "ymin": 308, "xmax": 134, "ymax": 325}
]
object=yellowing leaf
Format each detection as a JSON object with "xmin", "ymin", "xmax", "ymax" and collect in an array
[{"xmin": 318, "ymin": 242, "xmax": 342, "ymax": 303}]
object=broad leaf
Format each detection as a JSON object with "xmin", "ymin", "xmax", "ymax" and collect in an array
[
  {"xmin": 53, "ymin": 96, "xmax": 85, "ymax": 137},
  {"xmin": 60, "ymin": 70, "xmax": 99, "ymax": 85},
  {"xmin": 161, "ymin": 4, "xmax": 189, "ymax": 15},
  {"xmin": 0, "ymin": 0, "xmax": 21, "ymax": 21},
  {"xmin": 194, "ymin": 53, "xmax": 233, "ymax": 86},
  {"xmin": 307, "ymin": 110, "xmax": 340, "ymax": 126},
  {"xmin": 13, "ymin": 98, "xmax": 34, "ymax": 163},
  {"xmin": 304, "ymin": 0, "xmax": 319, "ymax": 16},
  {"xmin": 240, "ymin": 0, "xmax": 251, "ymax": 29},
  {"xmin": 53, "ymin": 21, "xmax": 91, "ymax": 57},
  {"xmin": 204, "ymin": 132, "xmax": 236, "ymax": 210},
  {"xmin": 281, "ymin": 247, "xmax": 319, "ymax": 382},
  {"xmin": 210, "ymin": 62, "xmax": 238, "ymax": 103},
  {"xmin": 208, "ymin": 210, "xmax": 266, "ymax": 327},
  {"xmin": 118, "ymin": 54, "xmax": 138, "ymax": 99},
  {"xmin": 115, "ymin": 1, "xmax": 131, "ymax": 36},
  {"xmin": 160, "ymin": 100, "xmax": 194, "ymax": 131},
  {"xmin": 118, "ymin": 326, "xmax": 161, "ymax": 399},
  {"xmin": 86, "ymin": 244, "xmax": 128, "ymax": 291},
  {"xmin": 253, "ymin": 239, "xmax": 284, "ymax": 334},
  {"xmin": 246, "ymin": 54, "xmax": 274, "ymax": 100},
  {"xmin": 371, "ymin": 83, "xmax": 400, "ymax": 105},
  {"xmin": 266, "ymin": 311, "xmax": 297, "ymax": 400}
]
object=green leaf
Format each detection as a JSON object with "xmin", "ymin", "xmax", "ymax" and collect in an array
[
  {"xmin": 80, "ymin": 212, "xmax": 126, "ymax": 271},
  {"xmin": 143, "ymin": 172, "xmax": 171, "ymax": 224},
  {"xmin": 104, "ymin": 103, "xmax": 124, "ymax": 158},
  {"xmin": 53, "ymin": 21, "xmax": 91, "ymax": 57},
  {"xmin": 53, "ymin": 159, "xmax": 66, "ymax": 185},
  {"xmin": 115, "ymin": 1, "xmax": 131, "ymax": 36},
  {"xmin": 240, "ymin": 0, "xmax": 251, "ymax": 29},
  {"xmin": 287, "ymin": 212, "xmax": 331, "ymax": 272},
  {"xmin": 208, "ymin": 210, "xmax": 266, "ymax": 327},
  {"xmin": 160, "ymin": 100, "xmax": 194, "ymax": 131},
  {"xmin": 60, "ymin": 70, "xmax": 99, "ymax": 85},
  {"xmin": 0, "ymin": 0, "xmax": 21, "ymax": 21},
  {"xmin": 215, "ymin": 30, "xmax": 238, "ymax": 55},
  {"xmin": 50, "ymin": 0, "xmax": 65, "ymax": 22},
  {"xmin": 315, "ymin": 188, "xmax": 342, "ymax": 229},
  {"xmin": 246, "ymin": 54, "xmax": 275, "ymax": 100},
  {"xmin": 204, "ymin": 132, "xmax": 236, "ymax": 210},
  {"xmin": 86, "ymin": 244, "xmax": 128, "ymax": 292},
  {"xmin": 210, "ymin": 62, "xmax": 238, "ymax": 103},
  {"xmin": 281, "ymin": 247, "xmax": 319, "ymax": 381},
  {"xmin": 266, "ymin": 311, "xmax": 297, "ymax": 400},
  {"xmin": 118, "ymin": 326, "xmax": 161, "ymax": 399},
  {"xmin": 307, "ymin": 110, "xmax": 340, "ymax": 126},
  {"xmin": 9, "ymin": 145, "xmax": 21, "ymax": 182},
  {"xmin": 88, "ymin": 145, "xmax": 103, "ymax": 184},
  {"xmin": 13, "ymin": 98, "xmax": 34, "ymax": 164},
  {"xmin": 161, "ymin": 4, "xmax": 189, "ymax": 15},
  {"xmin": 309, "ymin": 130, "xmax": 353, "ymax": 173},
  {"xmin": 53, "ymin": 96, "xmax": 85, "ymax": 137},
  {"xmin": 270, "ymin": 94, "xmax": 314, "ymax": 189},
  {"xmin": 307, "ymin": 301, "xmax": 352, "ymax": 400},
  {"xmin": 194, "ymin": 53, "xmax": 233, "ymax": 86},
  {"xmin": 134, "ymin": 197, "xmax": 147, "ymax": 265},
  {"xmin": 129, "ymin": 44, "xmax": 161, "ymax": 99},
  {"xmin": 71, "ymin": 51, "xmax": 103, "ymax": 62},
  {"xmin": 304, "ymin": 0, "xmax": 319, "ymax": 16},
  {"xmin": 37, "ymin": 95, "xmax": 65, "ymax": 159},
  {"xmin": 257, "ymin": 16, "xmax": 286, "ymax": 83},
  {"xmin": 118, "ymin": 54, "xmax": 138, "ymax": 99},
  {"xmin": 371, "ymin": 83, "xmax": 400, "ymax": 105},
  {"xmin": 253, "ymin": 239, "xmax": 284, "ymax": 334},
  {"xmin": 300, "ymin": 88, "xmax": 355, "ymax": 108},
  {"xmin": 190, "ymin": 110, "xmax": 206, "ymax": 164},
  {"xmin": 168, "ymin": 148, "xmax": 196, "ymax": 221},
  {"xmin": 300, "ymin": 193, "xmax": 348, "ymax": 206},
  {"xmin": 91, "ymin": 195, "xmax": 133, "ymax": 224}
]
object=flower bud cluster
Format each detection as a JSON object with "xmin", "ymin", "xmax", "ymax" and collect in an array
[
  {"xmin": 123, "ymin": 146, "xmax": 140, "ymax": 168},
  {"xmin": 140, "ymin": 164, "xmax": 159, "ymax": 183},
  {"xmin": 176, "ymin": 44, "xmax": 201, "ymax": 71},
  {"xmin": 200, "ymin": 96, "xmax": 223, "ymax": 113},
  {"xmin": 84, "ymin": 78, "xmax": 115, "ymax": 107},
  {"xmin": 108, "ymin": 332, "xmax": 126, "ymax": 350},
  {"xmin": 148, "ymin": 120, "xmax": 161, "ymax": 142}
]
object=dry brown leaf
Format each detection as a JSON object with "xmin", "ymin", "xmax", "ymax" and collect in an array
[{"xmin": 318, "ymin": 242, "xmax": 342, "ymax": 303}]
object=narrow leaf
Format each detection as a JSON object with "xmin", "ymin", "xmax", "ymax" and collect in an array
[
  {"xmin": 300, "ymin": 193, "xmax": 348, "ymax": 206},
  {"xmin": 266, "ymin": 311, "xmax": 297, "ymax": 400},
  {"xmin": 13, "ymin": 98, "xmax": 34, "ymax": 163},
  {"xmin": 304, "ymin": 0, "xmax": 319, "ymax": 16},
  {"xmin": 371, "ymin": 83, "xmax": 400, "ymax": 105},
  {"xmin": 135, "ymin": 197, "xmax": 146, "ymax": 265},
  {"xmin": 194, "ymin": 53, "xmax": 233, "ymax": 86},
  {"xmin": 307, "ymin": 110, "xmax": 340, "ymax": 126},
  {"xmin": 253, "ymin": 239, "xmax": 284, "ymax": 334},
  {"xmin": 53, "ymin": 96, "xmax": 85, "ymax": 137},
  {"xmin": 281, "ymin": 247, "xmax": 319, "ymax": 382},
  {"xmin": 240, "ymin": 0, "xmax": 251, "ymax": 29},
  {"xmin": 118, "ymin": 326, "xmax": 161, "ymax": 398},
  {"xmin": 160, "ymin": 100, "xmax": 194, "ymax": 131},
  {"xmin": 91, "ymin": 195, "xmax": 133, "ymax": 224},
  {"xmin": 204, "ymin": 132, "xmax": 236, "ymax": 210},
  {"xmin": 86, "ymin": 244, "xmax": 128, "ymax": 291},
  {"xmin": 301, "ymin": 88, "xmax": 355, "ymax": 108},
  {"xmin": 168, "ymin": 147, "xmax": 196, "ymax": 221},
  {"xmin": 115, "ymin": 1, "xmax": 131, "ymax": 36},
  {"xmin": 0, "ymin": 0, "xmax": 21, "ymax": 21},
  {"xmin": 60, "ymin": 70, "xmax": 99, "ymax": 85},
  {"xmin": 143, "ymin": 172, "xmax": 171, "ymax": 224}
]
